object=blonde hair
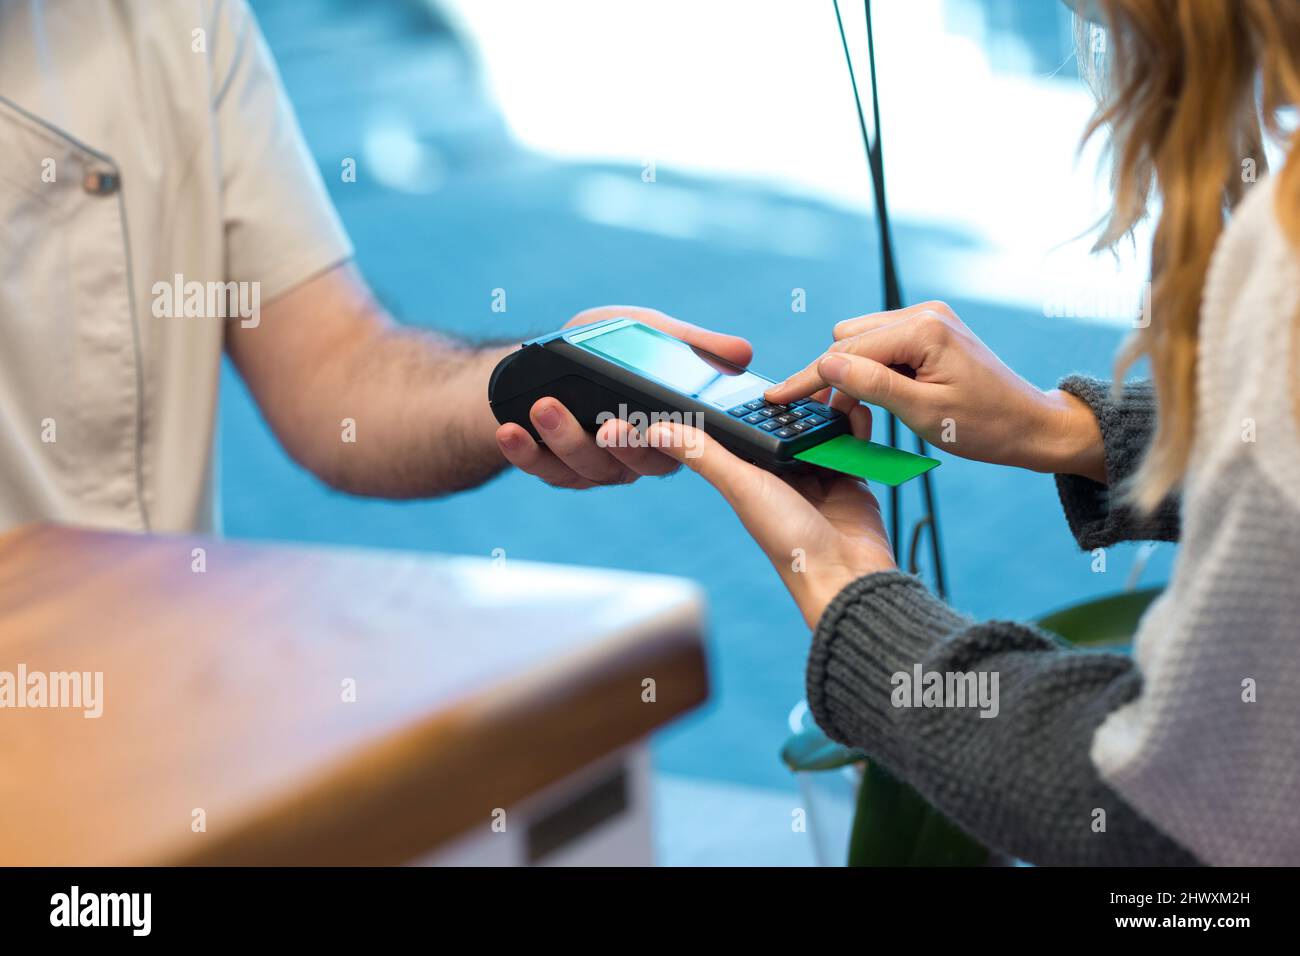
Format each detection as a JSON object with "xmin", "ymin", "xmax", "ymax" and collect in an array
[{"xmin": 1077, "ymin": 0, "xmax": 1300, "ymax": 510}]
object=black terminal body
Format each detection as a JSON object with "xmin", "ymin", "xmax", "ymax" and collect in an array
[{"xmin": 488, "ymin": 317, "xmax": 849, "ymax": 471}]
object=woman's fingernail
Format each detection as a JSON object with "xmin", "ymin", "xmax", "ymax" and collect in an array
[
  {"xmin": 819, "ymin": 354, "xmax": 849, "ymax": 382},
  {"xmin": 535, "ymin": 405, "xmax": 560, "ymax": 430},
  {"xmin": 499, "ymin": 431, "xmax": 521, "ymax": 451}
]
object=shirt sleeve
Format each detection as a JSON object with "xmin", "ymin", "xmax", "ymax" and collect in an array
[
  {"xmin": 1053, "ymin": 376, "xmax": 1181, "ymax": 549},
  {"xmin": 208, "ymin": 0, "xmax": 353, "ymax": 301}
]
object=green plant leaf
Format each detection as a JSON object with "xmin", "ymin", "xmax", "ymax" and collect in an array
[
  {"xmin": 847, "ymin": 761, "xmax": 929, "ymax": 865},
  {"xmin": 780, "ymin": 726, "xmax": 864, "ymax": 772},
  {"xmin": 1034, "ymin": 586, "xmax": 1162, "ymax": 648},
  {"xmin": 905, "ymin": 804, "xmax": 990, "ymax": 867},
  {"xmin": 847, "ymin": 762, "xmax": 987, "ymax": 866}
]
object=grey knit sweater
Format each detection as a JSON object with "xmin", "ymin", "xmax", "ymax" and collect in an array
[
  {"xmin": 809, "ymin": 178, "xmax": 1300, "ymax": 867},
  {"xmin": 808, "ymin": 376, "xmax": 1200, "ymax": 866}
]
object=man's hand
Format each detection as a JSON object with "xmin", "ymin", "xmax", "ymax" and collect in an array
[
  {"xmin": 494, "ymin": 306, "xmax": 753, "ymax": 489},
  {"xmin": 225, "ymin": 264, "xmax": 753, "ymax": 498}
]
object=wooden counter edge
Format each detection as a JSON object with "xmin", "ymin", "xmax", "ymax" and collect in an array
[{"xmin": 159, "ymin": 618, "xmax": 708, "ymax": 866}]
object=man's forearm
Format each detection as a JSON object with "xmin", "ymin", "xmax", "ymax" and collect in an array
[
  {"xmin": 229, "ymin": 265, "xmax": 740, "ymax": 499},
  {"xmin": 225, "ymin": 263, "xmax": 517, "ymax": 498},
  {"xmin": 302, "ymin": 322, "xmax": 515, "ymax": 498}
]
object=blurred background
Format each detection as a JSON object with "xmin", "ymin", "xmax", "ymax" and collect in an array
[{"xmin": 222, "ymin": 0, "xmax": 1170, "ymax": 864}]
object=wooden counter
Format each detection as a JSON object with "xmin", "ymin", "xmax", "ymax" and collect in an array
[{"xmin": 0, "ymin": 524, "xmax": 707, "ymax": 865}]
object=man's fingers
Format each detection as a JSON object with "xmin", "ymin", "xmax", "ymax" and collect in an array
[
  {"xmin": 496, "ymin": 423, "xmax": 596, "ymax": 489},
  {"xmin": 640, "ymin": 314, "xmax": 753, "ymax": 369},
  {"xmin": 527, "ymin": 399, "xmax": 635, "ymax": 484},
  {"xmin": 498, "ymin": 413, "xmax": 677, "ymax": 485},
  {"xmin": 566, "ymin": 305, "xmax": 753, "ymax": 368},
  {"xmin": 597, "ymin": 418, "xmax": 680, "ymax": 477}
]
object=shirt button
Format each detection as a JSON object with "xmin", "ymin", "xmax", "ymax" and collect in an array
[{"xmin": 83, "ymin": 170, "xmax": 120, "ymax": 196}]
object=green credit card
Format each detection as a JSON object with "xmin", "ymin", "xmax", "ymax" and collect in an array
[{"xmin": 794, "ymin": 433, "xmax": 939, "ymax": 486}]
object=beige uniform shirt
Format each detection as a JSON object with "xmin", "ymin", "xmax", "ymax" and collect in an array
[{"xmin": 0, "ymin": 0, "xmax": 352, "ymax": 533}]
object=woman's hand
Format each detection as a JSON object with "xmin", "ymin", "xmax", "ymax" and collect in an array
[
  {"xmin": 647, "ymin": 405, "xmax": 896, "ymax": 629},
  {"xmin": 763, "ymin": 301, "xmax": 1106, "ymax": 482},
  {"xmin": 495, "ymin": 307, "xmax": 753, "ymax": 488}
]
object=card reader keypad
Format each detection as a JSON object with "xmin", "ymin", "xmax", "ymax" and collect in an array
[{"xmin": 727, "ymin": 399, "xmax": 842, "ymax": 439}]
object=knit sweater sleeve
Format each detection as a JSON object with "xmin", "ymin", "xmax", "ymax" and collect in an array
[
  {"xmin": 1054, "ymin": 376, "xmax": 1180, "ymax": 549},
  {"xmin": 806, "ymin": 572, "xmax": 1201, "ymax": 866}
]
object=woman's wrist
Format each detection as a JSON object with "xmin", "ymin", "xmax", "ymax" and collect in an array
[
  {"xmin": 1027, "ymin": 389, "xmax": 1107, "ymax": 483},
  {"xmin": 794, "ymin": 550, "xmax": 898, "ymax": 630}
]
